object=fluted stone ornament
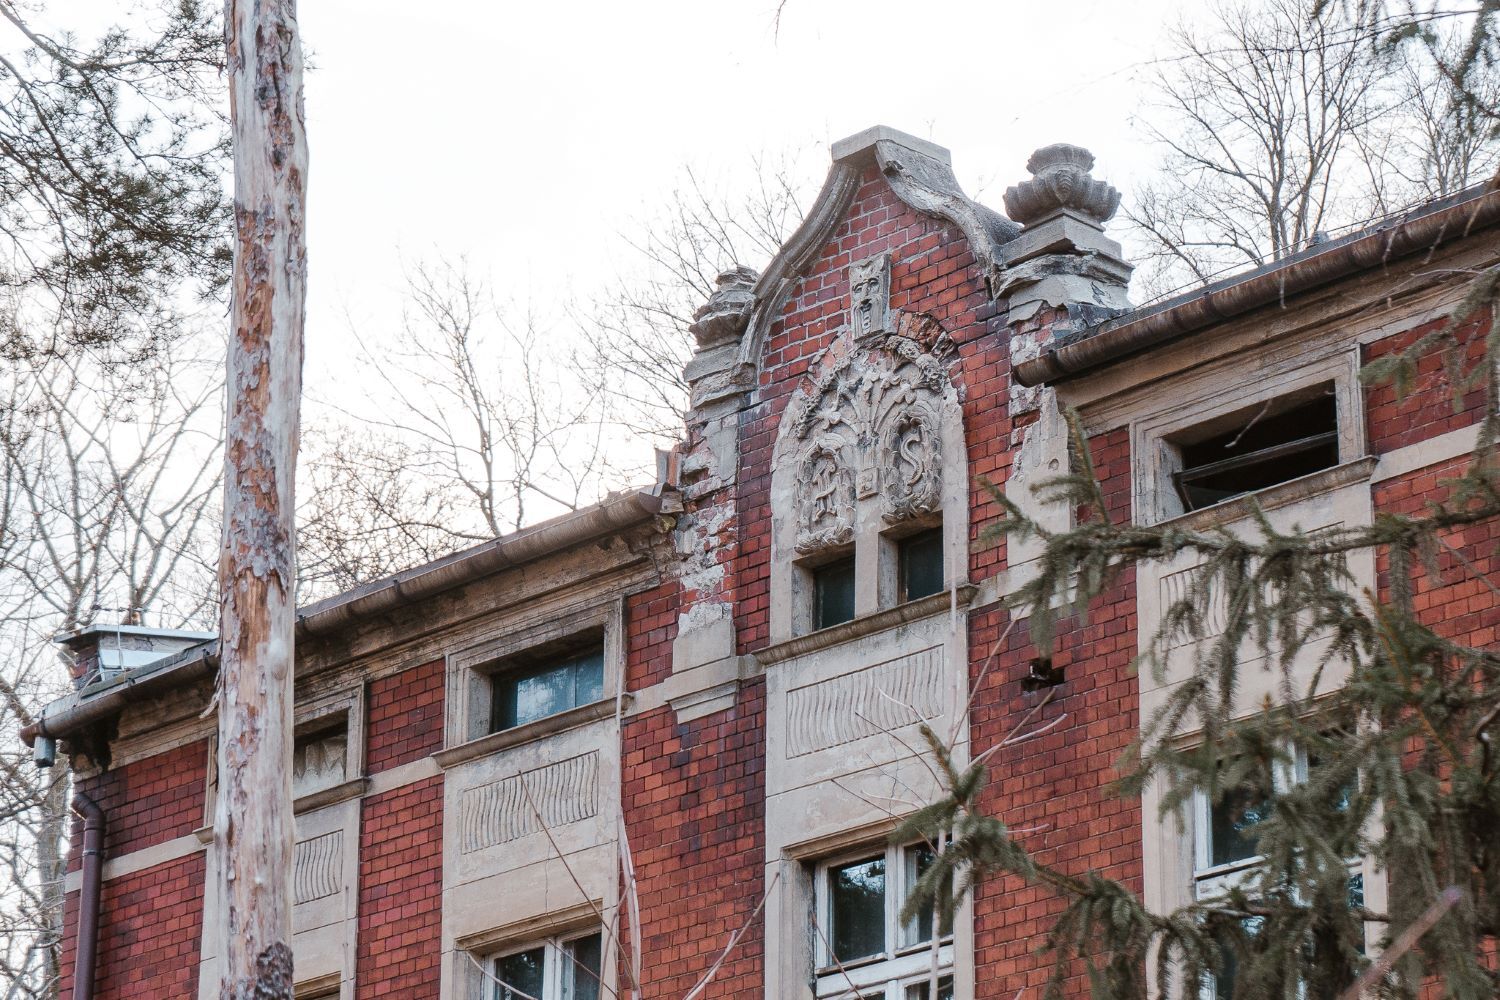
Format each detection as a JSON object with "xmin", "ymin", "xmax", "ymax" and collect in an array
[
  {"xmin": 689, "ymin": 265, "xmax": 759, "ymax": 349},
  {"xmin": 1003, "ymin": 144, "xmax": 1121, "ymax": 227}
]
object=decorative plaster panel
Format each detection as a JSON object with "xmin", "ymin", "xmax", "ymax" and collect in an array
[{"xmin": 458, "ymin": 751, "xmax": 600, "ymax": 854}]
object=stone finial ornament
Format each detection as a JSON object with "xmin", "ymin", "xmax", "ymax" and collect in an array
[
  {"xmin": 1003, "ymin": 144, "xmax": 1121, "ymax": 227},
  {"xmin": 689, "ymin": 265, "xmax": 759, "ymax": 348}
]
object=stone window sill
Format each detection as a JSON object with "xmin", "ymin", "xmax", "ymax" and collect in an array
[
  {"xmin": 758, "ymin": 585, "xmax": 976, "ymax": 666},
  {"xmin": 433, "ymin": 694, "xmax": 629, "ymax": 770},
  {"xmin": 1153, "ymin": 456, "xmax": 1377, "ymax": 533}
]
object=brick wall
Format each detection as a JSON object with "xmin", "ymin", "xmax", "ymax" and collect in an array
[
  {"xmin": 1364, "ymin": 309, "xmax": 1489, "ymax": 454},
  {"xmin": 626, "ymin": 580, "xmax": 680, "ymax": 692},
  {"xmin": 356, "ymin": 775, "xmax": 444, "ymax": 997},
  {"xmin": 620, "ymin": 683, "xmax": 767, "ymax": 999},
  {"xmin": 968, "ymin": 576, "xmax": 1142, "ymax": 996},
  {"xmin": 75, "ymin": 739, "xmax": 207, "ymax": 861},
  {"xmin": 59, "ymin": 854, "xmax": 205, "ymax": 1000},
  {"xmin": 366, "ymin": 658, "xmax": 445, "ymax": 773}
]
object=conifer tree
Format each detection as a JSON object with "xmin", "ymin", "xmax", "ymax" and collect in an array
[{"xmin": 900, "ymin": 272, "xmax": 1500, "ymax": 998}]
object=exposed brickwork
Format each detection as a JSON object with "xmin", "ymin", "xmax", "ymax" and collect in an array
[
  {"xmin": 620, "ymin": 681, "xmax": 767, "ymax": 999},
  {"xmin": 1374, "ymin": 454, "xmax": 1499, "ymax": 648},
  {"xmin": 75, "ymin": 739, "xmax": 206, "ymax": 861},
  {"xmin": 58, "ymin": 854, "xmax": 205, "ymax": 1000},
  {"xmin": 356, "ymin": 775, "xmax": 443, "ymax": 997},
  {"xmin": 626, "ymin": 580, "xmax": 680, "ymax": 692},
  {"xmin": 365, "ymin": 658, "xmax": 444, "ymax": 773},
  {"xmin": 969, "ymin": 573, "xmax": 1142, "ymax": 996},
  {"xmin": 1364, "ymin": 309, "xmax": 1489, "ymax": 454}
]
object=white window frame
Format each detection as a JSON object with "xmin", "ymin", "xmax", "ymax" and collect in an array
[
  {"xmin": 1129, "ymin": 348, "xmax": 1366, "ymax": 526},
  {"xmin": 484, "ymin": 929, "xmax": 604, "ymax": 1000},
  {"xmin": 812, "ymin": 843, "xmax": 954, "ymax": 1000},
  {"xmin": 1191, "ymin": 742, "xmax": 1368, "ymax": 1000}
]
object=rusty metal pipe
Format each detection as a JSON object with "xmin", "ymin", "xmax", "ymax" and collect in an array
[{"xmin": 71, "ymin": 792, "xmax": 105, "ymax": 1000}]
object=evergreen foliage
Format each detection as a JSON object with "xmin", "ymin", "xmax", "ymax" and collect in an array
[
  {"xmin": 0, "ymin": 1, "xmax": 229, "ymax": 363},
  {"xmin": 898, "ymin": 270, "xmax": 1500, "ymax": 998}
]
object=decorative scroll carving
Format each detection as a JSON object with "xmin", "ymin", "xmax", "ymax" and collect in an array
[
  {"xmin": 787, "ymin": 323, "xmax": 955, "ymax": 551},
  {"xmin": 849, "ymin": 252, "xmax": 891, "ymax": 341},
  {"xmin": 460, "ymin": 752, "xmax": 599, "ymax": 854},
  {"xmin": 883, "ymin": 410, "xmax": 941, "ymax": 522},
  {"xmin": 795, "ymin": 443, "xmax": 855, "ymax": 554},
  {"xmin": 785, "ymin": 646, "xmax": 945, "ymax": 757},
  {"xmin": 293, "ymin": 830, "xmax": 342, "ymax": 904}
]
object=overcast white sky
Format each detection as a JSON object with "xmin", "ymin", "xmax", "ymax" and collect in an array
[{"xmin": 294, "ymin": 0, "xmax": 1201, "ymax": 390}]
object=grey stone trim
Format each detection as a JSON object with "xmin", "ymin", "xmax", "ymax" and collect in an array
[
  {"xmin": 1157, "ymin": 457, "xmax": 1378, "ymax": 533},
  {"xmin": 293, "ymin": 777, "xmax": 369, "ymax": 816},
  {"xmin": 756, "ymin": 585, "xmax": 975, "ymax": 666},
  {"xmin": 431, "ymin": 696, "xmax": 628, "ymax": 770}
]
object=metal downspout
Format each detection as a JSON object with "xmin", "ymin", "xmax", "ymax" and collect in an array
[{"xmin": 71, "ymin": 792, "xmax": 105, "ymax": 1000}]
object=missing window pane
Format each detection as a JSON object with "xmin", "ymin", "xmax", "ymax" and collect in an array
[
  {"xmin": 899, "ymin": 529, "xmax": 944, "ymax": 603},
  {"xmin": 1173, "ymin": 388, "xmax": 1339, "ymax": 512},
  {"xmin": 814, "ymin": 556, "xmax": 857, "ymax": 630}
]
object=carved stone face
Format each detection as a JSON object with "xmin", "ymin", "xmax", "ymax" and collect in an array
[{"xmin": 849, "ymin": 253, "xmax": 891, "ymax": 341}]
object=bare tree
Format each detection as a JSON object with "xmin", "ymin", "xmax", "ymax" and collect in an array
[
  {"xmin": 576, "ymin": 154, "xmax": 811, "ymax": 444},
  {"xmin": 214, "ymin": 0, "xmax": 307, "ymax": 994},
  {"xmin": 0, "ymin": 334, "xmax": 223, "ymax": 998},
  {"xmin": 299, "ymin": 259, "xmax": 615, "ymax": 597},
  {"xmin": 1127, "ymin": 0, "xmax": 1391, "ymax": 295}
]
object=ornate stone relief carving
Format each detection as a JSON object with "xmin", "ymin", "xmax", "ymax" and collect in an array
[
  {"xmin": 292, "ymin": 830, "xmax": 343, "ymax": 905},
  {"xmin": 785, "ymin": 645, "xmax": 945, "ymax": 757},
  {"xmin": 787, "ymin": 315, "xmax": 956, "ymax": 554},
  {"xmin": 849, "ymin": 252, "xmax": 892, "ymax": 341}
]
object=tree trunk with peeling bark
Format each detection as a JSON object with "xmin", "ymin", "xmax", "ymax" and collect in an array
[{"xmin": 214, "ymin": 0, "xmax": 307, "ymax": 997}]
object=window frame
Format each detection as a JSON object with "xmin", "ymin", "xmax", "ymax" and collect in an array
[
  {"xmin": 812, "ymin": 842, "xmax": 955, "ymax": 1000},
  {"xmin": 1190, "ymin": 741, "xmax": 1369, "ymax": 999},
  {"xmin": 484, "ymin": 928, "xmax": 605, "ymax": 1000},
  {"xmin": 445, "ymin": 599, "xmax": 623, "ymax": 752},
  {"xmin": 488, "ymin": 641, "xmax": 607, "ymax": 735},
  {"xmin": 1130, "ymin": 350, "xmax": 1366, "ymax": 526}
]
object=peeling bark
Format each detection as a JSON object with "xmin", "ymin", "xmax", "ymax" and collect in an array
[{"xmin": 215, "ymin": 1, "xmax": 307, "ymax": 997}]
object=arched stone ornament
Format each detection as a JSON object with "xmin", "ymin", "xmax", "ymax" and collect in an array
[{"xmin": 770, "ymin": 312, "xmax": 967, "ymax": 641}]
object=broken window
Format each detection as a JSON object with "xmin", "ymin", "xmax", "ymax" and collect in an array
[{"xmin": 1171, "ymin": 385, "xmax": 1339, "ymax": 513}]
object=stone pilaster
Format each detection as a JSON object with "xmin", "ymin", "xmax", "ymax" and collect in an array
[{"xmin": 664, "ymin": 267, "xmax": 759, "ymax": 721}]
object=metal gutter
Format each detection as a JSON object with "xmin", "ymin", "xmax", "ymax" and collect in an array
[
  {"xmin": 20, "ymin": 488, "xmax": 666, "ymax": 748},
  {"xmin": 1014, "ymin": 181, "xmax": 1500, "ymax": 387},
  {"xmin": 294, "ymin": 487, "xmax": 662, "ymax": 638}
]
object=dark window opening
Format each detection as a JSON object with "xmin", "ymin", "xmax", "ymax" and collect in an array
[
  {"xmin": 829, "ymin": 855, "xmax": 886, "ymax": 964},
  {"xmin": 491, "ymin": 645, "xmax": 604, "ymax": 733},
  {"xmin": 1173, "ymin": 389, "xmax": 1339, "ymax": 512},
  {"xmin": 898, "ymin": 529, "xmax": 944, "ymax": 603},
  {"xmin": 1021, "ymin": 657, "xmax": 1064, "ymax": 692},
  {"xmin": 814, "ymin": 556, "xmax": 857, "ymax": 630}
]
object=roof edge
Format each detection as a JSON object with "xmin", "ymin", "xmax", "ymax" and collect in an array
[{"xmin": 1015, "ymin": 180, "xmax": 1500, "ymax": 386}]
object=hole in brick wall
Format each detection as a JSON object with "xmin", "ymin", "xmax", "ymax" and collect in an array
[{"xmin": 1021, "ymin": 657, "xmax": 1064, "ymax": 692}]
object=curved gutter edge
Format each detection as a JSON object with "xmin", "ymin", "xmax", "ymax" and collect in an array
[
  {"xmin": 294, "ymin": 488, "xmax": 663, "ymax": 638},
  {"xmin": 71, "ymin": 792, "xmax": 105, "ymax": 1000},
  {"xmin": 1014, "ymin": 182, "xmax": 1500, "ymax": 387}
]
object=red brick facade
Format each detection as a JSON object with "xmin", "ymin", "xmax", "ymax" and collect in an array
[{"xmin": 48, "ymin": 134, "xmax": 1498, "ymax": 1000}]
